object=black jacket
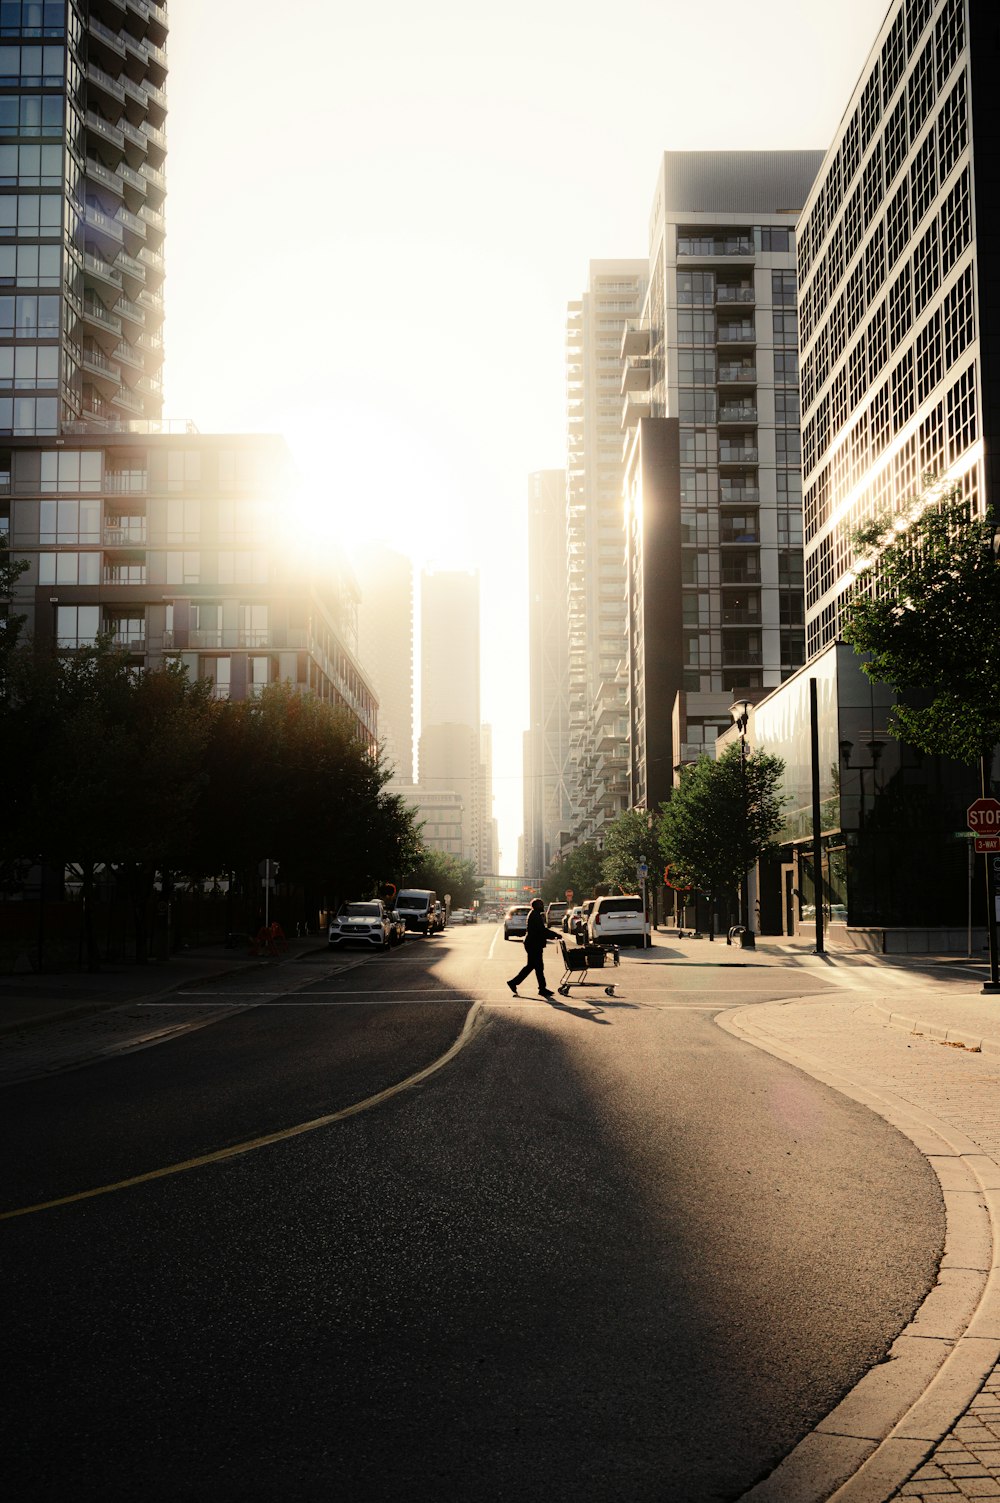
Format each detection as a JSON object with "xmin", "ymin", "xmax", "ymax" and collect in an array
[{"xmin": 524, "ymin": 910, "xmax": 558, "ymax": 953}]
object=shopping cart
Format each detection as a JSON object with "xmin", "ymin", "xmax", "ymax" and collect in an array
[{"xmin": 556, "ymin": 938, "xmax": 619, "ymax": 997}]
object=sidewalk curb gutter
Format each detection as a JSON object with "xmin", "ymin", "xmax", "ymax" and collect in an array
[
  {"xmin": 720, "ymin": 1000, "xmax": 1000, "ymax": 1503},
  {"xmin": 870, "ymin": 1001, "xmax": 1000, "ymax": 1060}
]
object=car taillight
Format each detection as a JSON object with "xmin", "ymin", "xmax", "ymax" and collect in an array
[{"xmin": 594, "ymin": 913, "xmax": 600, "ymax": 925}]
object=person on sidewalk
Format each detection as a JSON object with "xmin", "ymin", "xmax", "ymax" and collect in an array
[{"xmin": 508, "ymin": 898, "xmax": 560, "ymax": 998}]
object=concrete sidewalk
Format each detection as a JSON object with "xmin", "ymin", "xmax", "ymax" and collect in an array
[{"xmin": 704, "ymin": 938, "xmax": 1000, "ymax": 1503}]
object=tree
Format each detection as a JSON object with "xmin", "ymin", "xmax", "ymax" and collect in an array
[
  {"xmin": 658, "ymin": 745, "xmax": 786, "ymax": 925},
  {"xmin": 540, "ymin": 841, "xmax": 603, "ymax": 904},
  {"xmin": 842, "ymin": 486, "xmax": 1000, "ymax": 764},
  {"xmin": 601, "ymin": 809, "xmax": 664, "ymax": 894},
  {"xmin": 403, "ymin": 849, "xmax": 481, "ymax": 908}
]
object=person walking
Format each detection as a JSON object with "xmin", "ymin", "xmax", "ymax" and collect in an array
[{"xmin": 508, "ymin": 898, "xmax": 560, "ymax": 999}]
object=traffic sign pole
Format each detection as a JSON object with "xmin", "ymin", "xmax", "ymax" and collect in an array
[{"xmin": 970, "ymin": 775, "xmax": 1000, "ymax": 994}]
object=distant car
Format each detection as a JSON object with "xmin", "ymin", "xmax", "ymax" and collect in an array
[
  {"xmin": 565, "ymin": 904, "xmax": 584, "ymax": 935},
  {"xmin": 587, "ymin": 894, "xmax": 649, "ymax": 948},
  {"xmin": 451, "ymin": 908, "xmax": 469, "ymax": 925},
  {"xmin": 328, "ymin": 900, "xmax": 392, "ymax": 951},
  {"xmin": 503, "ymin": 904, "xmax": 530, "ymax": 941},
  {"xmin": 546, "ymin": 901, "xmax": 569, "ymax": 929},
  {"xmin": 388, "ymin": 909, "xmax": 406, "ymax": 946},
  {"xmin": 576, "ymin": 900, "xmax": 595, "ymax": 940},
  {"xmin": 432, "ymin": 900, "xmax": 445, "ymax": 932}
]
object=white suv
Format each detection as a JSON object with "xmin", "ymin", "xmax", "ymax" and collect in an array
[
  {"xmin": 328, "ymin": 900, "xmax": 392, "ymax": 951},
  {"xmin": 587, "ymin": 895, "xmax": 649, "ymax": 948},
  {"xmin": 503, "ymin": 904, "xmax": 530, "ymax": 941}
]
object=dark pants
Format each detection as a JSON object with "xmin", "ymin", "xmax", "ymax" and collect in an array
[{"xmin": 511, "ymin": 946, "xmax": 549, "ymax": 993}]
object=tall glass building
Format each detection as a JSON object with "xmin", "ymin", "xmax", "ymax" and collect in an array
[{"xmin": 0, "ymin": 0, "xmax": 167, "ymax": 435}]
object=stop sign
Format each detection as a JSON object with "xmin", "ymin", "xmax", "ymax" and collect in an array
[{"xmin": 967, "ymin": 797, "xmax": 1000, "ymax": 832}]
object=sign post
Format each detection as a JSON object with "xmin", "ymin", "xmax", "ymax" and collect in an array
[{"xmin": 966, "ymin": 798, "xmax": 1000, "ymax": 993}]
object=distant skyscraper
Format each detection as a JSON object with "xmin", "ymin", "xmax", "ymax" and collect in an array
[
  {"xmin": 565, "ymin": 261, "xmax": 648, "ymax": 845},
  {"xmin": 524, "ymin": 469, "xmax": 570, "ymax": 877},
  {"xmin": 1, "ymin": 1, "xmax": 168, "ymax": 435},
  {"xmin": 418, "ymin": 568, "xmax": 489, "ymax": 871},
  {"xmin": 354, "ymin": 543, "xmax": 414, "ymax": 782}
]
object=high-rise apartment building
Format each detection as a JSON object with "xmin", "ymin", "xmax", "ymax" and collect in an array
[
  {"xmin": 565, "ymin": 259, "xmax": 647, "ymax": 844},
  {"xmin": 416, "ymin": 568, "xmax": 491, "ymax": 872},
  {"xmin": 354, "ymin": 542, "xmax": 414, "ymax": 782},
  {"xmin": 723, "ymin": 0, "xmax": 991, "ymax": 941},
  {"xmin": 797, "ymin": 0, "xmax": 986, "ymax": 655},
  {"xmin": 0, "ymin": 1, "xmax": 168, "ymax": 436},
  {"xmin": 523, "ymin": 468, "xmax": 571, "ymax": 877},
  {"xmin": 621, "ymin": 151, "xmax": 824, "ymax": 790}
]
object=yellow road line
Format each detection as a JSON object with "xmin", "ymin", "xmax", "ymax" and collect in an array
[{"xmin": 1, "ymin": 1002, "xmax": 484, "ymax": 1224}]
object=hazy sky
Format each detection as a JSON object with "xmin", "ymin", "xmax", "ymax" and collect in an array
[{"xmin": 162, "ymin": 0, "xmax": 890, "ymax": 871}]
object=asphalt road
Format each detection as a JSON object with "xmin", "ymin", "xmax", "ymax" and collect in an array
[{"xmin": 2, "ymin": 926, "xmax": 944, "ymax": 1502}]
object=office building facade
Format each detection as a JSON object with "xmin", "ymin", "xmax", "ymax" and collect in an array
[
  {"xmin": 523, "ymin": 468, "xmax": 571, "ymax": 877},
  {"xmin": 798, "ymin": 0, "xmax": 988, "ymax": 655},
  {"xmin": 354, "ymin": 542, "xmax": 414, "ymax": 783},
  {"xmin": 3, "ymin": 429, "xmax": 379, "ymax": 741},
  {"xmin": 1, "ymin": 0, "xmax": 168, "ymax": 436},
  {"xmin": 621, "ymin": 150, "xmax": 824, "ymax": 794},
  {"xmin": 565, "ymin": 260, "xmax": 647, "ymax": 845}
]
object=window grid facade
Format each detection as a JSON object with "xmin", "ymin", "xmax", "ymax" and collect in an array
[{"xmin": 797, "ymin": 0, "xmax": 981, "ymax": 658}]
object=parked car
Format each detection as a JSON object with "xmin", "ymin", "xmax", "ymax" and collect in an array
[
  {"xmin": 565, "ymin": 904, "xmax": 584, "ymax": 935},
  {"xmin": 328, "ymin": 900, "xmax": 392, "ymax": 951},
  {"xmin": 576, "ymin": 900, "xmax": 595, "ymax": 940},
  {"xmin": 587, "ymin": 894, "xmax": 650, "ymax": 948},
  {"xmin": 388, "ymin": 909, "xmax": 406, "ymax": 946},
  {"xmin": 546, "ymin": 901, "xmax": 570, "ymax": 929},
  {"xmin": 503, "ymin": 904, "xmax": 530, "ymax": 941},
  {"xmin": 451, "ymin": 908, "xmax": 470, "ymax": 925},
  {"xmin": 432, "ymin": 899, "xmax": 445, "ymax": 932},
  {"xmin": 396, "ymin": 888, "xmax": 438, "ymax": 935}
]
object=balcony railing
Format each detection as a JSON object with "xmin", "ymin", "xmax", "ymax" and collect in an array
[
  {"xmin": 104, "ymin": 524, "xmax": 147, "ymax": 544},
  {"xmin": 719, "ymin": 446, "xmax": 758, "ymax": 464},
  {"xmin": 717, "ymin": 364, "xmax": 756, "ymax": 383},
  {"xmin": 105, "ymin": 470, "xmax": 148, "ymax": 493},
  {"xmin": 718, "ymin": 404, "xmax": 757, "ymax": 423},
  {"xmin": 85, "ymin": 110, "xmax": 124, "ymax": 150},
  {"xmin": 721, "ymin": 486, "xmax": 760, "ymax": 503},
  {"xmin": 103, "ymin": 565, "xmax": 146, "ymax": 584},
  {"xmin": 716, "ymin": 286, "xmax": 755, "ymax": 304},
  {"xmin": 678, "ymin": 237, "xmax": 754, "ymax": 256},
  {"xmin": 716, "ymin": 324, "xmax": 755, "ymax": 343},
  {"xmin": 720, "ymin": 527, "xmax": 760, "ymax": 545}
]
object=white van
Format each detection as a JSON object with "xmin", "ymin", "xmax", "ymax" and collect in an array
[
  {"xmin": 587, "ymin": 894, "xmax": 650, "ymax": 948},
  {"xmin": 396, "ymin": 888, "xmax": 438, "ymax": 935}
]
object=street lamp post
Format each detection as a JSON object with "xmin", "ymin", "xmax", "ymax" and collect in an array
[{"xmin": 729, "ymin": 697, "xmax": 755, "ymax": 950}]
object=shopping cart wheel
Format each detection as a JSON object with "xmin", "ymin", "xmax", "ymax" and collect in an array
[
  {"xmin": 558, "ymin": 984, "xmax": 569, "ymax": 996},
  {"xmin": 605, "ymin": 985, "xmax": 616, "ymax": 996}
]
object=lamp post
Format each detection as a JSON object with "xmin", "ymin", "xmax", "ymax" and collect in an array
[{"xmin": 729, "ymin": 696, "xmax": 755, "ymax": 949}]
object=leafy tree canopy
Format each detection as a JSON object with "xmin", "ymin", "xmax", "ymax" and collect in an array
[
  {"xmin": 540, "ymin": 840, "xmax": 604, "ymax": 904},
  {"xmin": 601, "ymin": 809, "xmax": 664, "ymax": 894},
  {"xmin": 842, "ymin": 488, "xmax": 1000, "ymax": 763},
  {"xmin": 658, "ymin": 744, "xmax": 786, "ymax": 901},
  {"xmin": 403, "ymin": 848, "xmax": 481, "ymax": 908}
]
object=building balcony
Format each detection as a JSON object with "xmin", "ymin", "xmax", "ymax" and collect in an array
[
  {"xmin": 718, "ymin": 403, "xmax": 757, "ymax": 424},
  {"xmin": 678, "ymin": 236, "xmax": 754, "ymax": 257},
  {"xmin": 116, "ymin": 295, "xmax": 145, "ymax": 329},
  {"xmin": 119, "ymin": 117, "xmax": 148, "ymax": 165},
  {"xmin": 621, "ymin": 359, "xmax": 651, "ymax": 394},
  {"xmin": 118, "ymin": 160, "xmax": 148, "ymax": 208},
  {"xmin": 84, "ymin": 202, "xmax": 124, "ymax": 254},
  {"xmin": 111, "ymin": 385, "xmax": 144, "ymax": 414},
  {"xmin": 718, "ymin": 445, "xmax": 758, "ymax": 464},
  {"xmin": 82, "ymin": 299, "xmax": 123, "ymax": 347},
  {"xmin": 717, "ymin": 364, "xmax": 756, "ymax": 384},
  {"xmin": 116, "ymin": 204, "xmax": 146, "ymax": 249},
  {"xmin": 87, "ymin": 62, "xmax": 126, "ymax": 108},
  {"xmin": 115, "ymin": 248, "xmax": 146, "ymax": 294},
  {"xmin": 88, "ymin": 16, "xmax": 127, "ymax": 61},
  {"xmin": 620, "ymin": 321, "xmax": 650, "ymax": 359},
  {"xmin": 721, "ymin": 563, "xmax": 761, "ymax": 584},
  {"xmin": 84, "ymin": 250, "xmax": 123, "ymax": 290},
  {"xmin": 721, "ymin": 607, "xmax": 761, "ymax": 626},
  {"xmin": 113, "ymin": 340, "xmax": 143, "ymax": 371},
  {"xmin": 121, "ymin": 75, "xmax": 148, "ymax": 112},
  {"xmin": 107, "ymin": 633, "xmax": 146, "ymax": 653},
  {"xmin": 720, "ymin": 526, "xmax": 760, "ymax": 545},
  {"xmin": 103, "ymin": 564, "xmax": 146, "ymax": 585},
  {"xmin": 720, "ymin": 485, "xmax": 760, "ymax": 504},
  {"xmin": 716, "ymin": 285, "xmax": 755, "ymax": 305},
  {"xmin": 82, "ymin": 346, "xmax": 122, "ymax": 390},
  {"xmin": 716, "ymin": 324, "xmax": 755, "ymax": 344},
  {"xmin": 104, "ymin": 522, "xmax": 147, "ymax": 545},
  {"xmin": 621, "ymin": 391, "xmax": 651, "ymax": 430},
  {"xmin": 85, "ymin": 109, "xmax": 125, "ymax": 155},
  {"xmin": 105, "ymin": 469, "xmax": 148, "ymax": 494},
  {"xmin": 85, "ymin": 156, "xmax": 124, "ymax": 202}
]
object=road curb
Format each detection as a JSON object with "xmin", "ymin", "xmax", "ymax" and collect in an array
[
  {"xmin": 719, "ymin": 1001, "xmax": 1000, "ymax": 1503},
  {"xmin": 869, "ymin": 1000, "xmax": 1000, "ymax": 1060}
]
